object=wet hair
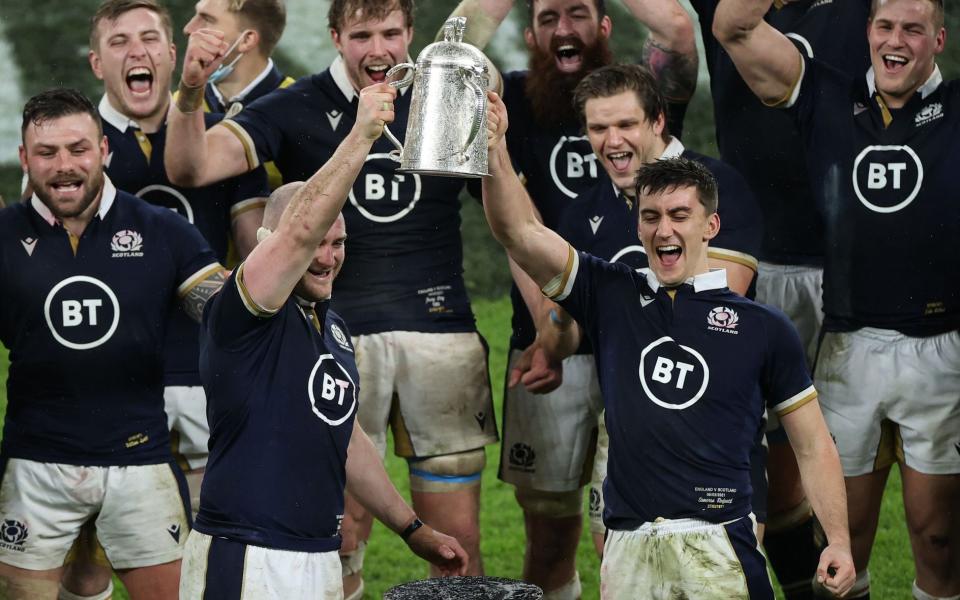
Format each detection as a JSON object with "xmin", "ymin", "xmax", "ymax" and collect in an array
[
  {"xmin": 870, "ymin": 0, "xmax": 943, "ymax": 30},
  {"xmin": 227, "ymin": 0, "xmax": 287, "ymax": 56},
  {"xmin": 327, "ymin": 0, "xmax": 413, "ymax": 32},
  {"xmin": 22, "ymin": 88, "xmax": 103, "ymax": 139},
  {"xmin": 634, "ymin": 157, "xmax": 718, "ymax": 215},
  {"xmin": 526, "ymin": 0, "xmax": 606, "ymax": 25},
  {"xmin": 573, "ymin": 63, "xmax": 670, "ymax": 142},
  {"xmin": 89, "ymin": 0, "xmax": 173, "ymax": 51}
]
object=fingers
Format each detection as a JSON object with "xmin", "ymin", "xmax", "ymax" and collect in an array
[
  {"xmin": 184, "ymin": 29, "xmax": 228, "ymax": 86},
  {"xmin": 507, "ymin": 367, "xmax": 522, "ymax": 388},
  {"xmin": 357, "ymin": 83, "xmax": 399, "ymax": 140},
  {"xmin": 816, "ymin": 547, "xmax": 856, "ymax": 597}
]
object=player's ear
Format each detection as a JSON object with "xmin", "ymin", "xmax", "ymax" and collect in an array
[
  {"xmin": 89, "ymin": 50, "xmax": 105, "ymax": 81},
  {"xmin": 599, "ymin": 14, "xmax": 612, "ymax": 39},
  {"xmin": 703, "ymin": 211, "xmax": 720, "ymax": 241},
  {"xmin": 523, "ymin": 27, "xmax": 535, "ymax": 50}
]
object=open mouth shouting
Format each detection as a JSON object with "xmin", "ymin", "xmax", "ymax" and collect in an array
[
  {"xmin": 49, "ymin": 176, "xmax": 85, "ymax": 196},
  {"xmin": 881, "ymin": 53, "xmax": 909, "ymax": 74},
  {"xmin": 126, "ymin": 65, "xmax": 154, "ymax": 97},
  {"xmin": 656, "ymin": 244, "xmax": 683, "ymax": 269},
  {"xmin": 606, "ymin": 151, "xmax": 634, "ymax": 173},
  {"xmin": 364, "ymin": 63, "xmax": 390, "ymax": 83},
  {"xmin": 552, "ymin": 36, "xmax": 585, "ymax": 73}
]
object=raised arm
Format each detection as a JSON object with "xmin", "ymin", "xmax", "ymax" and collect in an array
[
  {"xmin": 623, "ymin": 0, "xmax": 699, "ymax": 102},
  {"xmin": 166, "ymin": 28, "xmax": 251, "ymax": 187},
  {"xmin": 712, "ymin": 0, "xmax": 803, "ymax": 105},
  {"xmin": 345, "ymin": 421, "xmax": 469, "ymax": 575},
  {"xmin": 440, "ymin": 0, "xmax": 514, "ymax": 48},
  {"xmin": 780, "ymin": 400, "xmax": 856, "ymax": 598},
  {"xmin": 241, "ymin": 84, "xmax": 397, "ymax": 311},
  {"xmin": 483, "ymin": 92, "xmax": 571, "ymax": 287}
]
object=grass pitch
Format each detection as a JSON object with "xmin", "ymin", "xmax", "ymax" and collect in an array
[{"xmin": 0, "ymin": 296, "xmax": 913, "ymax": 598}]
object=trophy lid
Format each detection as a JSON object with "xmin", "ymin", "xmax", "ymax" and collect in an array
[{"xmin": 415, "ymin": 17, "xmax": 490, "ymax": 75}]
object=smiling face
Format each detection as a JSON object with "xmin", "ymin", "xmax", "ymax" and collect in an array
[
  {"xmin": 584, "ymin": 91, "xmax": 666, "ymax": 197},
  {"xmin": 89, "ymin": 7, "xmax": 176, "ymax": 124},
  {"xmin": 868, "ymin": 0, "xmax": 945, "ymax": 108},
  {"xmin": 294, "ymin": 215, "xmax": 347, "ymax": 301},
  {"xmin": 331, "ymin": 8, "xmax": 412, "ymax": 91},
  {"xmin": 20, "ymin": 112, "xmax": 107, "ymax": 224},
  {"xmin": 525, "ymin": 0, "xmax": 611, "ymax": 74},
  {"xmin": 637, "ymin": 185, "xmax": 719, "ymax": 287}
]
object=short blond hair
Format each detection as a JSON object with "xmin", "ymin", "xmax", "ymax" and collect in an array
[{"xmin": 226, "ymin": 0, "xmax": 286, "ymax": 56}]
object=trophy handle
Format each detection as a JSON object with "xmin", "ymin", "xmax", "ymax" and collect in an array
[
  {"xmin": 456, "ymin": 67, "xmax": 486, "ymax": 165},
  {"xmin": 382, "ymin": 63, "xmax": 416, "ymax": 162}
]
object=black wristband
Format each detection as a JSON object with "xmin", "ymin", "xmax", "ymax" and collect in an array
[{"xmin": 400, "ymin": 517, "xmax": 423, "ymax": 541}]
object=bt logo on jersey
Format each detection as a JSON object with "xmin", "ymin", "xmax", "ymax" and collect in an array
[
  {"xmin": 349, "ymin": 154, "xmax": 422, "ymax": 223},
  {"xmin": 307, "ymin": 354, "xmax": 357, "ymax": 427},
  {"xmin": 639, "ymin": 336, "xmax": 710, "ymax": 410},
  {"xmin": 549, "ymin": 136, "xmax": 600, "ymax": 199},
  {"xmin": 44, "ymin": 276, "xmax": 121, "ymax": 350},
  {"xmin": 853, "ymin": 145, "xmax": 923, "ymax": 214}
]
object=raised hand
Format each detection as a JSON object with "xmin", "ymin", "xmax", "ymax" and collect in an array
[
  {"xmin": 486, "ymin": 90, "xmax": 508, "ymax": 149},
  {"xmin": 356, "ymin": 82, "xmax": 399, "ymax": 141},
  {"xmin": 181, "ymin": 28, "xmax": 229, "ymax": 88}
]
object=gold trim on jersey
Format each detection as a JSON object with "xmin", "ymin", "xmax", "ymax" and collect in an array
[
  {"xmin": 708, "ymin": 248, "xmax": 759, "ymax": 272},
  {"xmin": 542, "ymin": 245, "xmax": 578, "ymax": 300},
  {"xmin": 772, "ymin": 385, "xmax": 817, "ymax": 417},
  {"xmin": 178, "ymin": 263, "xmax": 224, "ymax": 299},
  {"xmin": 763, "ymin": 53, "xmax": 805, "ymax": 108},
  {"xmin": 133, "ymin": 129, "xmax": 153, "ymax": 164},
  {"xmin": 68, "ymin": 231, "xmax": 80, "ymax": 256},
  {"xmin": 875, "ymin": 95, "xmax": 894, "ymax": 129},
  {"xmin": 219, "ymin": 119, "xmax": 261, "ymax": 170},
  {"xmin": 235, "ymin": 262, "xmax": 280, "ymax": 317},
  {"xmin": 230, "ymin": 196, "xmax": 267, "ymax": 219}
]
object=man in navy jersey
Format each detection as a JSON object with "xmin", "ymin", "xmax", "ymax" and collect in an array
[
  {"xmin": 59, "ymin": 4, "xmax": 271, "ymax": 599},
  {"xmin": 715, "ymin": 1, "xmax": 960, "ymax": 597},
  {"xmin": 181, "ymin": 0, "xmax": 293, "ymax": 191},
  {"xmin": 163, "ymin": 0, "xmax": 497, "ymax": 594},
  {"xmin": 533, "ymin": 62, "xmax": 762, "ymax": 558},
  {"xmin": 0, "ymin": 88, "xmax": 228, "ymax": 600},
  {"xmin": 684, "ymin": 3, "xmax": 871, "ymax": 595},
  {"xmin": 439, "ymin": 1, "xmax": 698, "ymax": 595},
  {"xmin": 482, "ymin": 94, "xmax": 855, "ymax": 595},
  {"xmin": 180, "ymin": 84, "xmax": 468, "ymax": 598}
]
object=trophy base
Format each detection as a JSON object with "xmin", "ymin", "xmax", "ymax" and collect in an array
[{"xmin": 397, "ymin": 167, "xmax": 490, "ymax": 179}]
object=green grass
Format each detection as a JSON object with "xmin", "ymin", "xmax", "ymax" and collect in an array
[{"xmin": 0, "ymin": 297, "xmax": 913, "ymax": 598}]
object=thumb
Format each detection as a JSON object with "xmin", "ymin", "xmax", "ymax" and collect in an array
[{"xmin": 507, "ymin": 367, "xmax": 521, "ymax": 388}]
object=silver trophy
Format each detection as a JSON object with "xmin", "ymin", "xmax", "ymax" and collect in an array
[{"xmin": 383, "ymin": 17, "xmax": 490, "ymax": 178}]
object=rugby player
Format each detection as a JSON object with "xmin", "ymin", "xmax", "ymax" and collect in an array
[
  {"xmin": 181, "ymin": 0, "xmax": 293, "ymax": 191},
  {"xmin": 180, "ymin": 85, "xmax": 468, "ymax": 596},
  {"xmin": 686, "ymin": 2, "xmax": 870, "ymax": 595},
  {"xmin": 163, "ymin": 0, "xmax": 497, "ymax": 595},
  {"xmin": 0, "ymin": 88, "xmax": 227, "ymax": 600},
  {"xmin": 715, "ymin": 0, "xmax": 960, "ymax": 597},
  {"xmin": 57, "ymin": 4, "xmax": 270, "ymax": 599},
  {"xmin": 531, "ymin": 62, "xmax": 762, "ymax": 561},
  {"xmin": 482, "ymin": 94, "xmax": 856, "ymax": 597},
  {"xmin": 442, "ymin": 0, "xmax": 698, "ymax": 595}
]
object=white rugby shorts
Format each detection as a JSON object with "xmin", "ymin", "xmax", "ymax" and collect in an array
[
  {"xmin": 500, "ymin": 352, "xmax": 603, "ymax": 492},
  {"xmin": 0, "ymin": 459, "xmax": 189, "ymax": 570},
  {"xmin": 353, "ymin": 331, "xmax": 498, "ymax": 458},
  {"xmin": 165, "ymin": 385, "xmax": 210, "ymax": 471},
  {"xmin": 180, "ymin": 531, "xmax": 341, "ymax": 599},
  {"xmin": 601, "ymin": 514, "xmax": 772, "ymax": 599},
  {"xmin": 815, "ymin": 328, "xmax": 960, "ymax": 476}
]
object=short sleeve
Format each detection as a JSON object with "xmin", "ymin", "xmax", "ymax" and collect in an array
[
  {"xmin": 219, "ymin": 87, "xmax": 296, "ymax": 170},
  {"xmin": 227, "ymin": 166, "xmax": 270, "ymax": 221},
  {"xmin": 708, "ymin": 160, "xmax": 762, "ymax": 271},
  {"xmin": 548, "ymin": 249, "xmax": 632, "ymax": 331},
  {"xmin": 760, "ymin": 308, "xmax": 817, "ymax": 417},
  {"xmin": 202, "ymin": 263, "xmax": 280, "ymax": 348},
  {"xmin": 157, "ymin": 209, "xmax": 220, "ymax": 297}
]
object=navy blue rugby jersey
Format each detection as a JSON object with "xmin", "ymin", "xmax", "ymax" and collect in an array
[
  {"xmin": 219, "ymin": 57, "xmax": 475, "ymax": 335},
  {"xmin": 501, "ymin": 70, "xmax": 690, "ymax": 350},
  {"xmin": 550, "ymin": 253, "xmax": 815, "ymax": 528},
  {"xmin": 789, "ymin": 63, "xmax": 960, "ymax": 336},
  {"xmin": 100, "ymin": 97, "xmax": 268, "ymax": 386},
  {"xmin": 556, "ymin": 141, "xmax": 762, "ymax": 355},
  {"xmin": 0, "ymin": 181, "xmax": 219, "ymax": 465},
  {"xmin": 197, "ymin": 265, "xmax": 358, "ymax": 552},
  {"xmin": 690, "ymin": 0, "xmax": 870, "ymax": 265}
]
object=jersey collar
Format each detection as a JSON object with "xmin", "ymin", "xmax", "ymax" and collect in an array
[
  {"xmin": 31, "ymin": 175, "xmax": 117, "ymax": 227},
  {"xmin": 330, "ymin": 55, "xmax": 410, "ymax": 102},
  {"xmin": 639, "ymin": 267, "xmax": 728, "ymax": 294},
  {"xmin": 658, "ymin": 136, "xmax": 685, "ymax": 159},
  {"xmin": 211, "ymin": 59, "xmax": 277, "ymax": 105},
  {"xmin": 866, "ymin": 64, "xmax": 943, "ymax": 101},
  {"xmin": 98, "ymin": 95, "xmax": 139, "ymax": 133}
]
